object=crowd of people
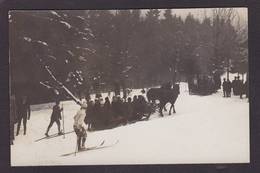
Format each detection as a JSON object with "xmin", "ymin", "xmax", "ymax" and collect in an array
[
  {"xmin": 188, "ymin": 74, "xmax": 221, "ymax": 95},
  {"xmin": 72, "ymin": 93, "xmax": 155, "ymax": 150},
  {"xmin": 222, "ymin": 76, "xmax": 248, "ymax": 99},
  {"xmin": 84, "ymin": 94, "xmax": 153, "ymax": 131},
  {"xmin": 10, "ymin": 76, "xmax": 249, "ymax": 147}
]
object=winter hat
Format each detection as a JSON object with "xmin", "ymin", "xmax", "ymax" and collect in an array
[{"xmin": 81, "ymin": 102, "xmax": 88, "ymax": 109}]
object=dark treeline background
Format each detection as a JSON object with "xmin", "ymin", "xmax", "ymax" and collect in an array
[{"xmin": 9, "ymin": 9, "xmax": 248, "ymax": 104}]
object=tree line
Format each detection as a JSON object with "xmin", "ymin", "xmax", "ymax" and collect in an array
[{"xmin": 9, "ymin": 9, "xmax": 248, "ymax": 103}]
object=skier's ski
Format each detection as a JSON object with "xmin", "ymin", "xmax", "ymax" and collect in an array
[
  {"xmin": 35, "ymin": 130, "xmax": 74, "ymax": 142},
  {"xmin": 61, "ymin": 140, "xmax": 119, "ymax": 157}
]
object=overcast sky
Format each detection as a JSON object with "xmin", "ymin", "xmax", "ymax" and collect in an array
[{"xmin": 142, "ymin": 7, "xmax": 248, "ymax": 27}]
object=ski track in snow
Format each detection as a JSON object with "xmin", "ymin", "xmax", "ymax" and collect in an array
[{"xmin": 11, "ymin": 81, "xmax": 249, "ymax": 166}]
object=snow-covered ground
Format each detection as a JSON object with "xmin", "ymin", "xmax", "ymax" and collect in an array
[{"xmin": 11, "ymin": 80, "xmax": 249, "ymax": 166}]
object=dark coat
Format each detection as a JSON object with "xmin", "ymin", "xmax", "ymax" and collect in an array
[
  {"xmin": 51, "ymin": 105, "xmax": 62, "ymax": 120},
  {"xmin": 124, "ymin": 101, "xmax": 133, "ymax": 119},
  {"xmin": 16, "ymin": 98, "xmax": 30, "ymax": 118},
  {"xmin": 226, "ymin": 81, "xmax": 232, "ymax": 93},
  {"xmin": 85, "ymin": 104, "xmax": 94, "ymax": 124},
  {"xmin": 10, "ymin": 95, "xmax": 17, "ymax": 141},
  {"xmin": 222, "ymin": 81, "xmax": 228, "ymax": 91},
  {"xmin": 111, "ymin": 100, "xmax": 124, "ymax": 117}
]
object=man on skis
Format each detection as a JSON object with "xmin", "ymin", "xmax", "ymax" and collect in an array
[
  {"xmin": 45, "ymin": 100, "xmax": 63, "ymax": 137},
  {"xmin": 74, "ymin": 102, "xmax": 88, "ymax": 151}
]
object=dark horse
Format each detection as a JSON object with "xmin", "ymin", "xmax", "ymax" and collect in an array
[{"xmin": 147, "ymin": 84, "xmax": 180, "ymax": 116}]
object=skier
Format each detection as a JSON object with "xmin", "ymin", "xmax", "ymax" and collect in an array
[
  {"xmin": 73, "ymin": 102, "xmax": 88, "ymax": 151},
  {"xmin": 16, "ymin": 95, "xmax": 30, "ymax": 136},
  {"xmin": 45, "ymin": 100, "xmax": 63, "ymax": 137}
]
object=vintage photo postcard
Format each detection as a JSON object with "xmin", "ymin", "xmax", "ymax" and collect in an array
[{"xmin": 9, "ymin": 8, "xmax": 249, "ymax": 166}]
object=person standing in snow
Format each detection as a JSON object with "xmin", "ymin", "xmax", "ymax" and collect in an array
[
  {"xmin": 232, "ymin": 77, "xmax": 238, "ymax": 95},
  {"xmin": 73, "ymin": 102, "xmax": 88, "ymax": 151},
  {"xmin": 103, "ymin": 97, "xmax": 111, "ymax": 127},
  {"xmin": 45, "ymin": 100, "xmax": 63, "ymax": 137},
  {"xmin": 85, "ymin": 91, "xmax": 91, "ymax": 103},
  {"xmin": 244, "ymin": 80, "xmax": 249, "ymax": 98},
  {"xmin": 237, "ymin": 76, "xmax": 243, "ymax": 99},
  {"xmin": 16, "ymin": 95, "xmax": 30, "ymax": 136},
  {"xmin": 85, "ymin": 100, "xmax": 94, "ymax": 131},
  {"xmin": 124, "ymin": 97, "xmax": 133, "ymax": 122},
  {"xmin": 93, "ymin": 98, "xmax": 102, "ymax": 129},
  {"xmin": 222, "ymin": 78, "xmax": 228, "ymax": 97},
  {"xmin": 10, "ymin": 94, "xmax": 17, "ymax": 145},
  {"xmin": 226, "ymin": 79, "xmax": 232, "ymax": 97}
]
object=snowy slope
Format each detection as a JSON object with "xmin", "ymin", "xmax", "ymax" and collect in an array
[{"xmin": 11, "ymin": 82, "xmax": 249, "ymax": 166}]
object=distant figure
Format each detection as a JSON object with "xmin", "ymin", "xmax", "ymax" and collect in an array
[
  {"xmin": 10, "ymin": 94, "xmax": 17, "ymax": 145},
  {"xmin": 114, "ymin": 82, "xmax": 120, "ymax": 96},
  {"xmin": 244, "ymin": 80, "xmax": 249, "ymax": 98},
  {"xmin": 103, "ymin": 97, "xmax": 111, "ymax": 126},
  {"xmin": 141, "ymin": 88, "xmax": 145, "ymax": 94},
  {"xmin": 123, "ymin": 89, "xmax": 127, "ymax": 101},
  {"xmin": 213, "ymin": 73, "xmax": 221, "ymax": 90},
  {"xmin": 110, "ymin": 96, "xmax": 117, "ymax": 121},
  {"xmin": 95, "ymin": 93, "xmax": 102, "ymax": 99},
  {"xmin": 16, "ymin": 95, "xmax": 30, "ymax": 136},
  {"xmin": 222, "ymin": 78, "xmax": 228, "ymax": 97},
  {"xmin": 45, "ymin": 100, "xmax": 63, "ymax": 137},
  {"xmin": 73, "ymin": 102, "xmax": 88, "ymax": 151},
  {"xmin": 132, "ymin": 95, "xmax": 139, "ymax": 120},
  {"xmin": 226, "ymin": 79, "xmax": 232, "ymax": 97},
  {"xmin": 93, "ymin": 98, "xmax": 102, "ymax": 128},
  {"xmin": 117, "ymin": 96, "xmax": 125, "ymax": 117},
  {"xmin": 136, "ymin": 95, "xmax": 147, "ymax": 120},
  {"xmin": 126, "ymin": 88, "xmax": 132, "ymax": 96},
  {"xmin": 237, "ymin": 76, "xmax": 243, "ymax": 99},
  {"xmin": 104, "ymin": 97, "xmax": 111, "ymax": 109},
  {"xmin": 232, "ymin": 77, "xmax": 238, "ymax": 95},
  {"xmin": 125, "ymin": 97, "xmax": 133, "ymax": 122},
  {"xmin": 85, "ymin": 100, "xmax": 94, "ymax": 130},
  {"xmin": 85, "ymin": 91, "xmax": 91, "ymax": 103}
]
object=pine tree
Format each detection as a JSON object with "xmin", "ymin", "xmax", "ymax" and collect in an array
[{"xmin": 9, "ymin": 10, "xmax": 94, "ymax": 100}]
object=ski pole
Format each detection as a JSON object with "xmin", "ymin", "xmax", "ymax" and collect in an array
[{"xmin": 62, "ymin": 104, "xmax": 65, "ymax": 139}]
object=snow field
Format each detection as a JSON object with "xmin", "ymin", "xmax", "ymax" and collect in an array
[{"xmin": 11, "ymin": 82, "xmax": 249, "ymax": 166}]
